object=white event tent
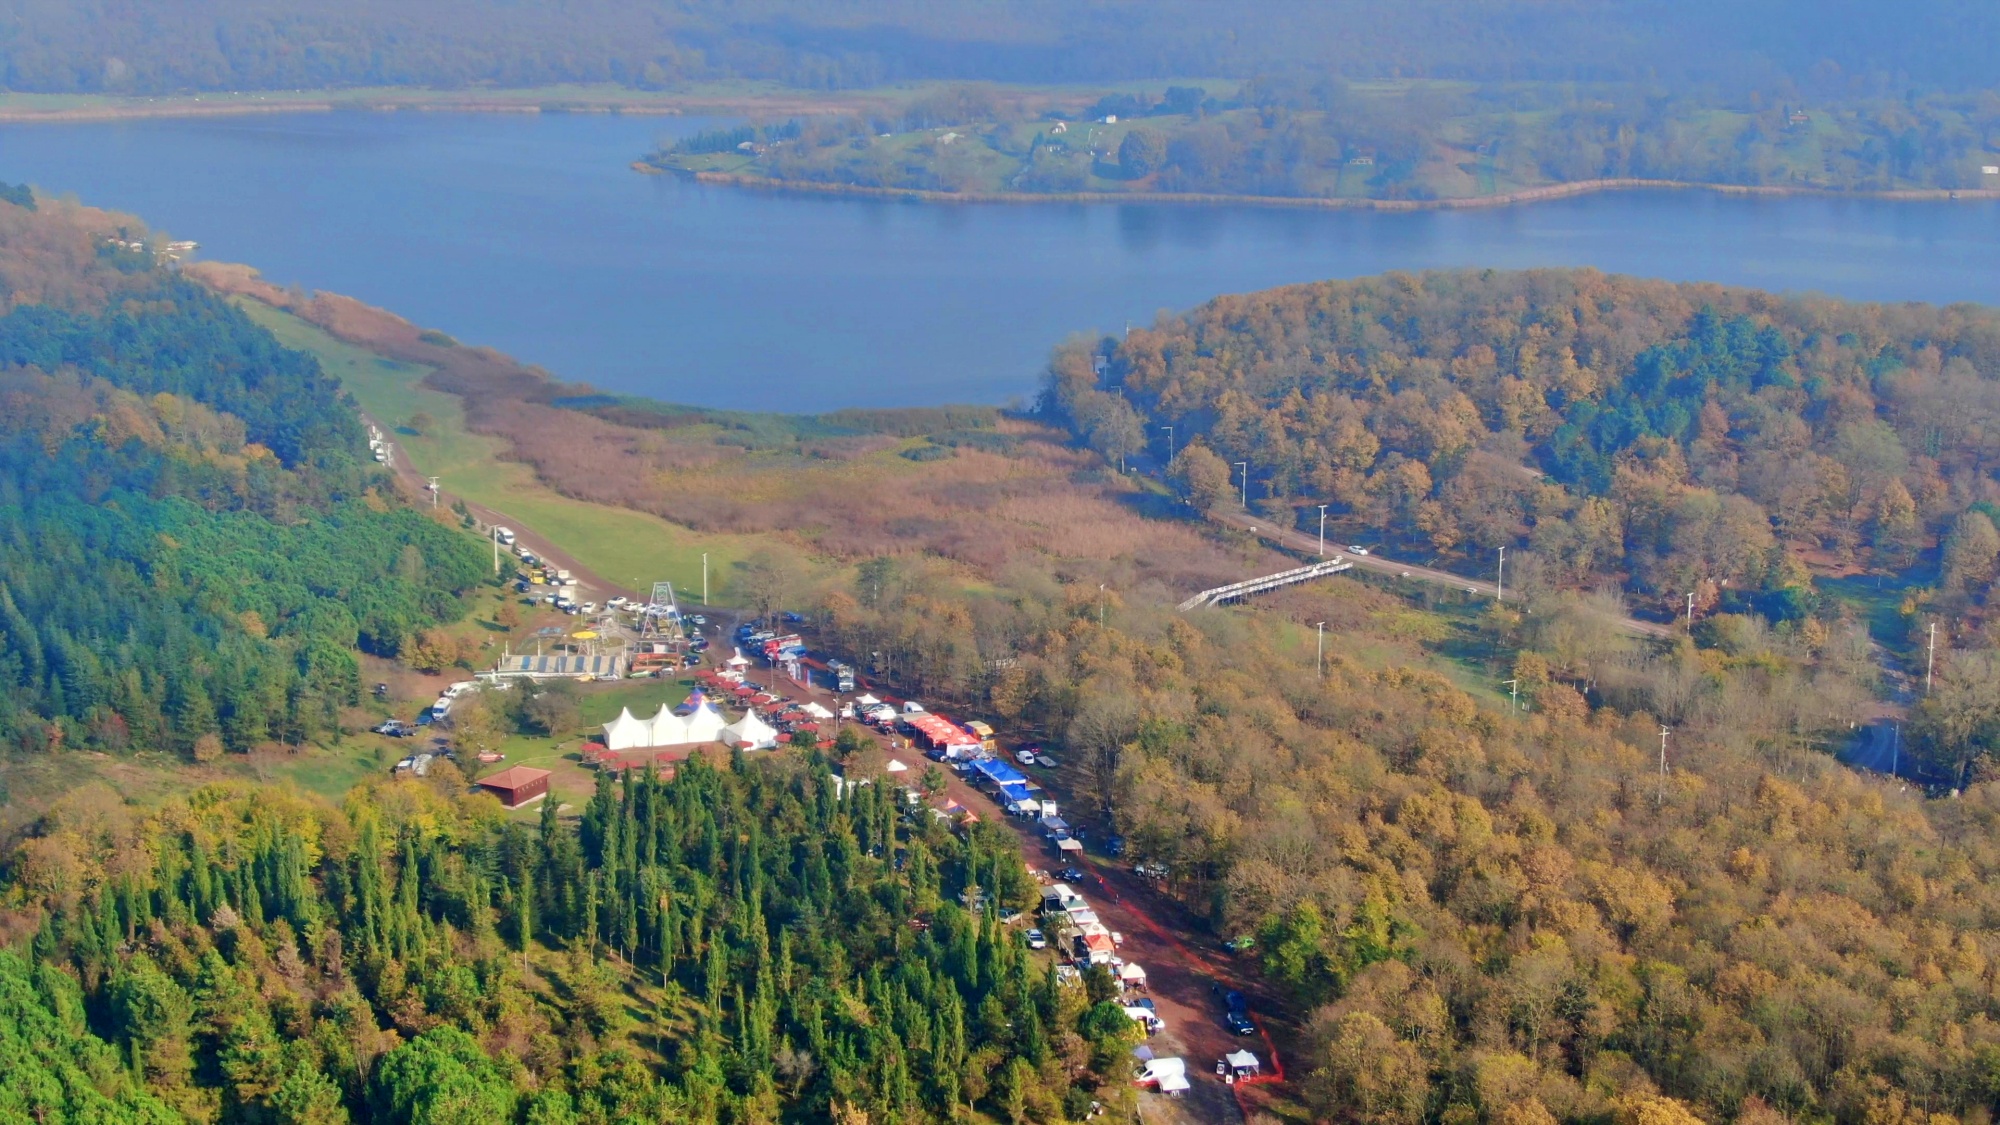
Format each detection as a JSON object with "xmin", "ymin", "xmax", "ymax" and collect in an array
[
  {"xmin": 601, "ymin": 696, "xmax": 728, "ymax": 751},
  {"xmin": 722, "ymin": 709, "xmax": 781, "ymax": 750}
]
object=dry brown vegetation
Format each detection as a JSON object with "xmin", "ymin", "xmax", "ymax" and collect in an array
[{"xmin": 191, "ymin": 260, "xmax": 1271, "ymax": 599}]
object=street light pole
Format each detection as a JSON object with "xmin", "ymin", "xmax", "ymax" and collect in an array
[
  {"xmin": 1315, "ymin": 621, "xmax": 1326, "ymax": 677},
  {"xmin": 1234, "ymin": 462, "xmax": 1248, "ymax": 509},
  {"xmin": 1927, "ymin": 622, "xmax": 1937, "ymax": 692},
  {"xmin": 1687, "ymin": 591, "xmax": 1695, "ymax": 627},
  {"xmin": 702, "ymin": 553, "xmax": 709, "ymax": 607},
  {"xmin": 1317, "ymin": 505, "xmax": 1329, "ymax": 557}
]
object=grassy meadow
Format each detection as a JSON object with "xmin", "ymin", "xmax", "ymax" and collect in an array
[{"xmin": 239, "ymin": 300, "xmax": 770, "ymax": 601}]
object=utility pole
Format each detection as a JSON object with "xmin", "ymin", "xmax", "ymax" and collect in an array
[
  {"xmin": 1315, "ymin": 621, "xmax": 1326, "ymax": 677},
  {"xmin": 1927, "ymin": 622, "xmax": 1937, "ymax": 692},
  {"xmin": 1099, "ymin": 584, "xmax": 1107, "ymax": 627},
  {"xmin": 1687, "ymin": 591, "xmax": 1695, "ymax": 627},
  {"xmin": 1891, "ymin": 724, "xmax": 1900, "ymax": 778},
  {"xmin": 1658, "ymin": 726, "xmax": 1670, "ymax": 808},
  {"xmin": 427, "ymin": 475, "xmax": 439, "ymax": 509},
  {"xmin": 701, "ymin": 553, "xmax": 709, "ymax": 606},
  {"xmin": 1317, "ymin": 505, "xmax": 1329, "ymax": 557},
  {"xmin": 1161, "ymin": 425, "xmax": 1174, "ymax": 463},
  {"xmin": 1496, "ymin": 546, "xmax": 1505, "ymax": 602},
  {"xmin": 1234, "ymin": 462, "xmax": 1248, "ymax": 509},
  {"xmin": 1503, "ymin": 679, "xmax": 1519, "ymax": 712},
  {"xmin": 490, "ymin": 524, "xmax": 500, "ymax": 574}
]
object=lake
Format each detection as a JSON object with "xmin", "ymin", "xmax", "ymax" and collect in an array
[{"xmin": 2, "ymin": 111, "xmax": 1999, "ymax": 412}]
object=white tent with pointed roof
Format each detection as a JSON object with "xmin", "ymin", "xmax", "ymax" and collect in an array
[
  {"xmin": 603, "ymin": 695, "xmax": 732, "ymax": 751},
  {"xmin": 722, "ymin": 708, "xmax": 780, "ymax": 750},
  {"xmin": 665, "ymin": 697, "xmax": 726, "ymax": 744},
  {"xmin": 602, "ymin": 707, "xmax": 654, "ymax": 751}
]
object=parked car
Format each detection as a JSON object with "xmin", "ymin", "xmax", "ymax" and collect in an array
[
  {"xmin": 783, "ymin": 612, "xmax": 804, "ymax": 624},
  {"xmin": 902, "ymin": 701, "xmax": 926, "ymax": 713},
  {"xmin": 1016, "ymin": 749, "xmax": 1038, "ymax": 765},
  {"xmin": 1035, "ymin": 754, "xmax": 1058, "ymax": 768},
  {"xmin": 1025, "ymin": 929, "xmax": 1048, "ymax": 950},
  {"xmin": 1106, "ymin": 836, "xmax": 1127, "ymax": 857},
  {"xmin": 691, "ymin": 615, "xmax": 707, "ymax": 625},
  {"xmin": 1226, "ymin": 1011, "xmax": 1257, "ymax": 1036},
  {"xmin": 685, "ymin": 654, "xmax": 702, "ymax": 667},
  {"xmin": 1059, "ymin": 867, "xmax": 1085, "ymax": 883}
]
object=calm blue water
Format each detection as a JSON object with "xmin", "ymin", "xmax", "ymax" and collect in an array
[{"xmin": 1, "ymin": 112, "xmax": 1998, "ymax": 411}]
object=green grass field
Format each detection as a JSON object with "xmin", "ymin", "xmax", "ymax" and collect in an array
[{"xmin": 239, "ymin": 301, "xmax": 773, "ymax": 602}]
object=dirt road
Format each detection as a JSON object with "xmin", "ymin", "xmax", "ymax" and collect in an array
[
  {"xmin": 366, "ymin": 419, "xmax": 636, "ymax": 604},
  {"xmin": 705, "ymin": 648, "xmax": 1283, "ymax": 1120},
  {"xmin": 1208, "ymin": 507, "xmax": 1675, "ymax": 639}
]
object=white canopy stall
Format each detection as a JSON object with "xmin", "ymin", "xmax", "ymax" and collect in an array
[{"xmin": 722, "ymin": 708, "xmax": 781, "ymax": 750}]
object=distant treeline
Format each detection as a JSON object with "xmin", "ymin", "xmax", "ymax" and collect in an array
[
  {"xmin": 659, "ymin": 79, "xmax": 2000, "ymax": 199},
  {"xmin": 5, "ymin": 0, "xmax": 2000, "ymax": 96}
]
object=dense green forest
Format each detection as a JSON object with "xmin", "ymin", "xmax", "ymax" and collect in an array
[
  {"xmin": 1045, "ymin": 269, "xmax": 2000, "ymax": 633},
  {"xmin": 654, "ymin": 80, "xmax": 2000, "ymax": 199},
  {"xmin": 0, "ymin": 196, "xmax": 484, "ymax": 759},
  {"xmin": 3, "ymin": 0, "xmax": 2000, "ymax": 96},
  {"xmin": 1, "ymin": 753, "xmax": 1139, "ymax": 1123}
]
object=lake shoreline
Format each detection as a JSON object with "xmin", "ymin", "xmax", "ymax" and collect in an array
[
  {"xmin": 0, "ymin": 91, "xmax": 877, "ymax": 125},
  {"xmin": 653, "ymin": 166, "xmax": 2000, "ymax": 212}
]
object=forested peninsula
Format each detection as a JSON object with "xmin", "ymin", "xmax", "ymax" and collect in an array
[{"xmin": 647, "ymin": 81, "xmax": 2000, "ymax": 205}]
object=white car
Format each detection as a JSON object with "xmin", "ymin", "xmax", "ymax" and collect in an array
[
  {"xmin": 1349, "ymin": 545, "xmax": 1370, "ymax": 555},
  {"xmin": 607, "ymin": 596, "xmax": 628, "ymax": 608},
  {"xmin": 1016, "ymin": 749, "xmax": 1038, "ymax": 765},
  {"xmin": 903, "ymin": 701, "xmax": 926, "ymax": 714}
]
